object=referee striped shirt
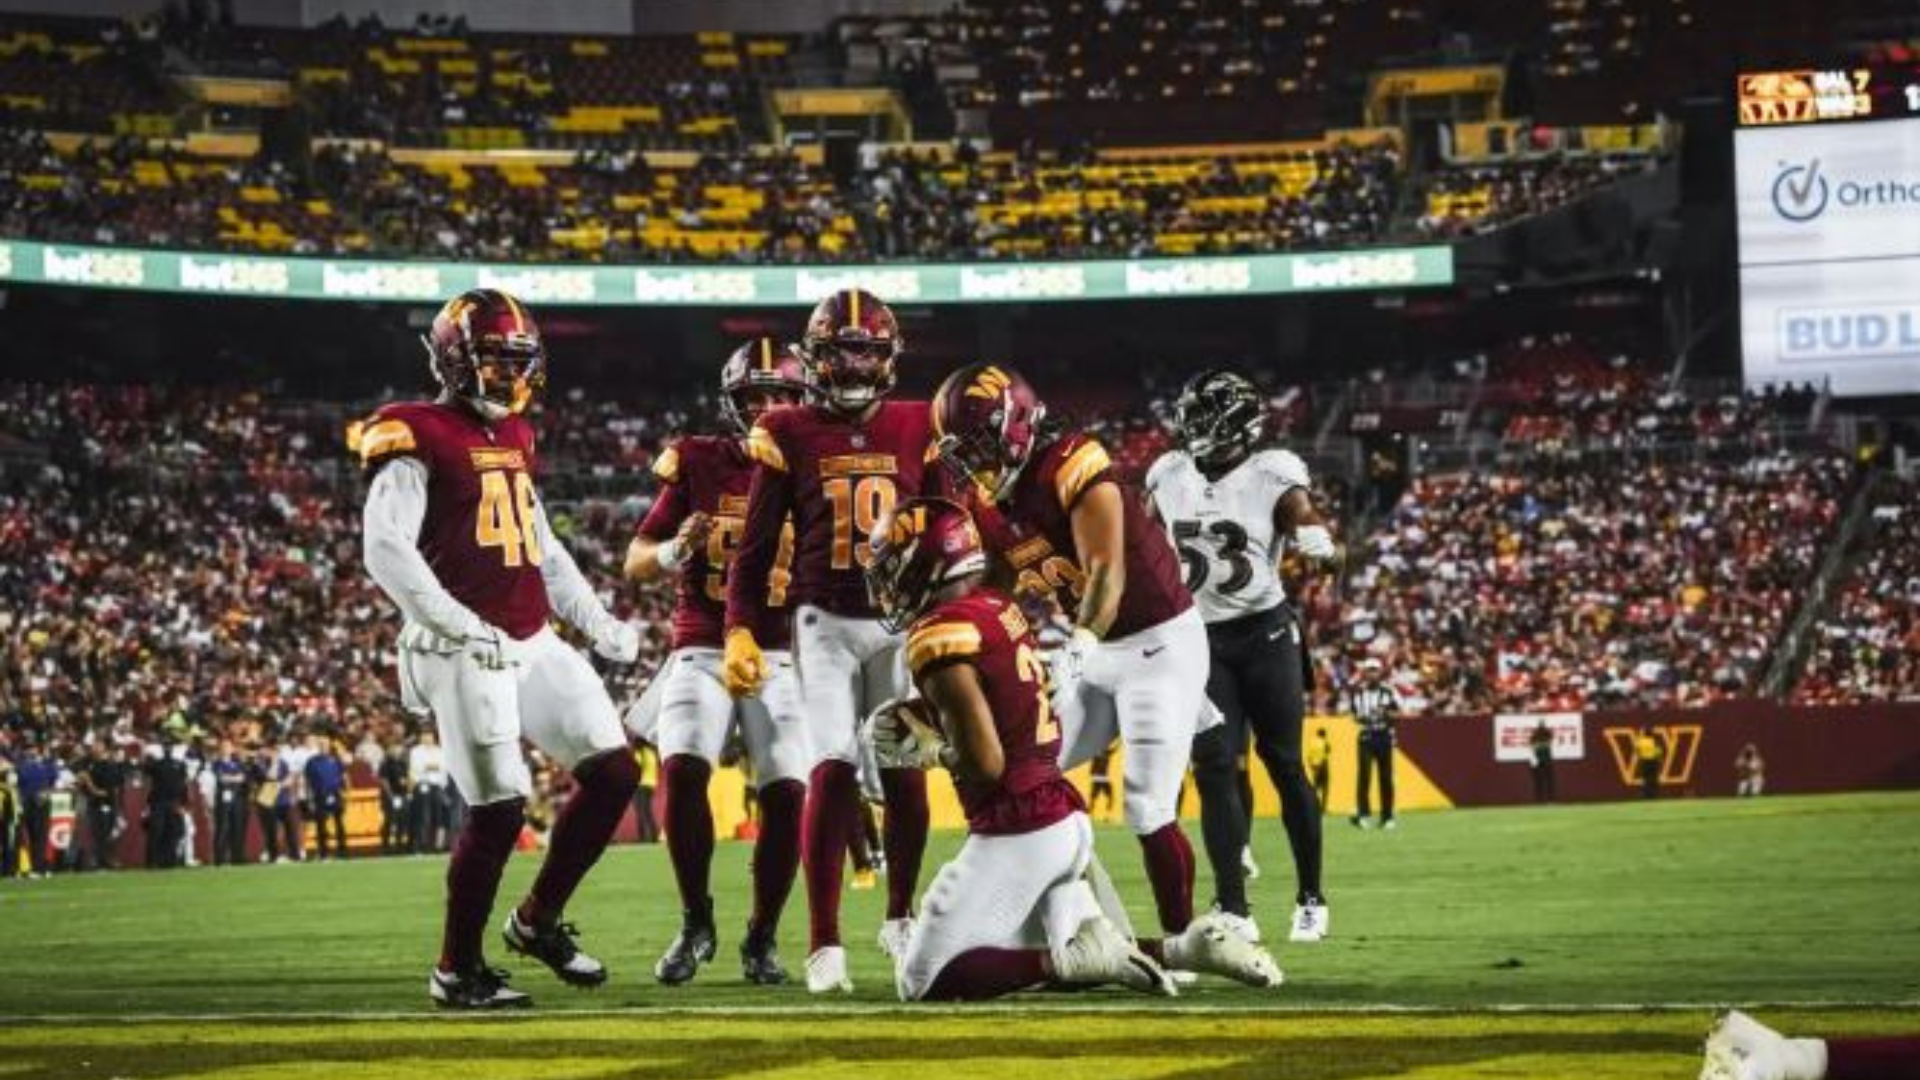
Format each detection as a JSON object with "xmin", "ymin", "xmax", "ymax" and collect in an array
[{"xmin": 1351, "ymin": 685, "xmax": 1398, "ymax": 735}]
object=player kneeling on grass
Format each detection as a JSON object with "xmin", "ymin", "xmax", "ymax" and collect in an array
[
  {"xmin": 863, "ymin": 497, "xmax": 1281, "ymax": 1000},
  {"xmin": 360, "ymin": 289, "xmax": 642, "ymax": 1009}
]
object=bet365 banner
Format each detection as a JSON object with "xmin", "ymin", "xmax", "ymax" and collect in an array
[{"xmin": 0, "ymin": 238, "xmax": 1452, "ymax": 306}]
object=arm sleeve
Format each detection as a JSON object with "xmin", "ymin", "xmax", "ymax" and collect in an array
[
  {"xmin": 636, "ymin": 481, "xmax": 690, "ymax": 542},
  {"xmin": 724, "ymin": 460, "xmax": 794, "ymax": 639},
  {"xmin": 362, "ymin": 458, "xmax": 493, "ymax": 642},
  {"xmin": 533, "ymin": 500, "xmax": 617, "ymax": 639}
]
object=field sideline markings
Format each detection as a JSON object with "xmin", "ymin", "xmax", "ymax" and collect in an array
[{"xmin": 3, "ymin": 1001, "xmax": 1917, "ymax": 1025}]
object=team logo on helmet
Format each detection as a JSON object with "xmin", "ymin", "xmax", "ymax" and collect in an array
[
  {"xmin": 422, "ymin": 289, "xmax": 547, "ymax": 421},
  {"xmin": 932, "ymin": 362, "xmax": 1048, "ymax": 503},
  {"xmin": 865, "ymin": 497, "xmax": 986, "ymax": 632}
]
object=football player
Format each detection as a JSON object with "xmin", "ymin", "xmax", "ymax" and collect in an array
[
  {"xmin": 929, "ymin": 363, "xmax": 1229, "ymax": 963},
  {"xmin": 861, "ymin": 497, "xmax": 1173, "ymax": 1000},
  {"xmin": 1144, "ymin": 369, "xmax": 1339, "ymax": 944},
  {"xmin": 721, "ymin": 289, "xmax": 933, "ymax": 994},
  {"xmin": 359, "ymin": 289, "xmax": 641, "ymax": 1009},
  {"xmin": 624, "ymin": 338, "xmax": 809, "ymax": 987},
  {"xmin": 865, "ymin": 497, "xmax": 1278, "ymax": 998}
]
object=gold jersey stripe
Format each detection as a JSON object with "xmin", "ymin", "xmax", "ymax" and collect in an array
[
  {"xmin": 358, "ymin": 419, "xmax": 416, "ymax": 465},
  {"xmin": 1053, "ymin": 439, "xmax": 1113, "ymax": 510},
  {"xmin": 653, "ymin": 444, "xmax": 683, "ymax": 484},
  {"xmin": 907, "ymin": 621, "xmax": 983, "ymax": 673},
  {"xmin": 746, "ymin": 424, "xmax": 788, "ymax": 472}
]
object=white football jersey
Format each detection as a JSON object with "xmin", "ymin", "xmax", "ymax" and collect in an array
[{"xmin": 1144, "ymin": 447, "xmax": 1310, "ymax": 623}]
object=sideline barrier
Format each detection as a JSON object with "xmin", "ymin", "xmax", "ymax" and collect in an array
[{"xmin": 0, "ymin": 238, "xmax": 1455, "ymax": 306}]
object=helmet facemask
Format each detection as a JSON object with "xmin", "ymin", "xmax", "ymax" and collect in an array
[{"xmin": 811, "ymin": 336, "xmax": 897, "ymax": 413}]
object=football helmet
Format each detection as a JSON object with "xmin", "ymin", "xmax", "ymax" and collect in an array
[
  {"xmin": 801, "ymin": 288, "xmax": 901, "ymax": 412},
  {"xmin": 930, "ymin": 362, "xmax": 1048, "ymax": 503},
  {"xmin": 1173, "ymin": 369, "xmax": 1265, "ymax": 467},
  {"xmin": 865, "ymin": 497, "xmax": 988, "ymax": 633},
  {"xmin": 422, "ymin": 289, "xmax": 547, "ymax": 421},
  {"xmin": 720, "ymin": 336, "xmax": 810, "ymax": 435}
]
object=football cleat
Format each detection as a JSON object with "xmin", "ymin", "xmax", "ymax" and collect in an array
[
  {"xmin": 1289, "ymin": 900, "xmax": 1330, "ymax": 943},
  {"xmin": 740, "ymin": 923, "xmax": 789, "ymax": 986},
  {"xmin": 1241, "ymin": 844, "xmax": 1261, "ymax": 881},
  {"xmin": 1382, "ymin": 818, "xmax": 1398, "ymax": 831},
  {"xmin": 1167, "ymin": 913, "xmax": 1284, "ymax": 989},
  {"xmin": 1700, "ymin": 1010, "xmax": 1822, "ymax": 1080},
  {"xmin": 1350, "ymin": 815, "xmax": 1372, "ymax": 830},
  {"xmin": 877, "ymin": 917, "xmax": 915, "ymax": 961},
  {"xmin": 429, "ymin": 963, "xmax": 532, "ymax": 1010},
  {"xmin": 1208, "ymin": 904, "xmax": 1263, "ymax": 945},
  {"xmin": 805, "ymin": 945, "xmax": 854, "ymax": 994},
  {"xmin": 654, "ymin": 902, "xmax": 718, "ymax": 986},
  {"xmin": 502, "ymin": 910, "xmax": 607, "ymax": 988},
  {"xmin": 1052, "ymin": 916, "xmax": 1177, "ymax": 997}
]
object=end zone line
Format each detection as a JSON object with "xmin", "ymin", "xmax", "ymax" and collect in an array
[{"xmin": 2, "ymin": 1001, "xmax": 1917, "ymax": 1025}]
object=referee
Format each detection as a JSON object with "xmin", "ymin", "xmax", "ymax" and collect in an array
[{"xmin": 1349, "ymin": 660, "xmax": 1399, "ymax": 830}]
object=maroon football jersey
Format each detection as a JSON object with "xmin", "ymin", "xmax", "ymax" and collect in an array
[
  {"xmin": 637, "ymin": 435, "xmax": 794, "ymax": 651},
  {"xmin": 971, "ymin": 432, "xmax": 1192, "ymax": 640},
  {"xmin": 726, "ymin": 399, "xmax": 933, "ymax": 636},
  {"xmin": 358, "ymin": 400, "xmax": 550, "ymax": 640},
  {"xmin": 906, "ymin": 588, "xmax": 1084, "ymax": 836}
]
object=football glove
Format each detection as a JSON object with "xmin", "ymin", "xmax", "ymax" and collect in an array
[
  {"xmin": 465, "ymin": 626, "xmax": 522, "ymax": 672},
  {"xmin": 862, "ymin": 698, "xmax": 954, "ymax": 772},
  {"xmin": 592, "ymin": 619, "xmax": 642, "ymax": 664},
  {"xmin": 1049, "ymin": 626, "xmax": 1101, "ymax": 689},
  {"xmin": 1294, "ymin": 524, "xmax": 1339, "ymax": 564},
  {"xmin": 723, "ymin": 627, "xmax": 769, "ymax": 697}
]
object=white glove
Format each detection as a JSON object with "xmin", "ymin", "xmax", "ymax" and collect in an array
[
  {"xmin": 1294, "ymin": 524, "xmax": 1338, "ymax": 563},
  {"xmin": 862, "ymin": 698, "xmax": 953, "ymax": 772},
  {"xmin": 465, "ymin": 626, "xmax": 522, "ymax": 672},
  {"xmin": 1048, "ymin": 626, "xmax": 1101, "ymax": 690},
  {"xmin": 592, "ymin": 619, "xmax": 642, "ymax": 664}
]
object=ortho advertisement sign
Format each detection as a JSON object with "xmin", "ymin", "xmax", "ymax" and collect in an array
[
  {"xmin": 1735, "ymin": 115, "xmax": 1920, "ymax": 397},
  {"xmin": 1492, "ymin": 712, "xmax": 1585, "ymax": 763},
  {"xmin": 0, "ymin": 239, "xmax": 1454, "ymax": 306}
]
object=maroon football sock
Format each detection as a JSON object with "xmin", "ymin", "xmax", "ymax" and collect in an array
[
  {"xmin": 921, "ymin": 947, "xmax": 1052, "ymax": 1001},
  {"xmin": 879, "ymin": 767, "xmax": 929, "ymax": 920},
  {"xmin": 660, "ymin": 755, "xmax": 715, "ymax": 913},
  {"xmin": 438, "ymin": 798, "xmax": 525, "ymax": 973},
  {"xmin": 802, "ymin": 758, "xmax": 859, "ymax": 951},
  {"xmin": 750, "ymin": 778, "xmax": 804, "ymax": 936},
  {"xmin": 1138, "ymin": 822, "xmax": 1196, "ymax": 933},
  {"xmin": 519, "ymin": 748, "xmax": 639, "ymax": 927},
  {"xmin": 1827, "ymin": 1036, "xmax": 1920, "ymax": 1080}
]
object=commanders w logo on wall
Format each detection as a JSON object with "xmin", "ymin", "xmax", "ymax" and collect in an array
[{"xmin": 1603, "ymin": 726, "xmax": 1703, "ymax": 786}]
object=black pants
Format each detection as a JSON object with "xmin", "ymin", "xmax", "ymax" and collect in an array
[
  {"xmin": 1640, "ymin": 762, "xmax": 1661, "ymax": 799},
  {"xmin": 1532, "ymin": 760, "xmax": 1556, "ymax": 803},
  {"xmin": 22, "ymin": 800, "xmax": 51, "ymax": 874},
  {"xmin": 381, "ymin": 794, "xmax": 409, "ymax": 853},
  {"xmin": 145, "ymin": 801, "xmax": 184, "ymax": 869},
  {"xmin": 88, "ymin": 797, "xmax": 119, "ymax": 869},
  {"xmin": 213, "ymin": 795, "xmax": 249, "ymax": 865},
  {"xmin": 311, "ymin": 794, "xmax": 348, "ymax": 859},
  {"xmin": 257, "ymin": 804, "xmax": 297, "ymax": 860},
  {"xmin": 411, "ymin": 787, "xmax": 449, "ymax": 852},
  {"xmin": 1190, "ymin": 605, "xmax": 1323, "ymax": 914},
  {"xmin": 1355, "ymin": 733, "xmax": 1395, "ymax": 821},
  {"xmin": 1311, "ymin": 765, "xmax": 1330, "ymax": 812}
]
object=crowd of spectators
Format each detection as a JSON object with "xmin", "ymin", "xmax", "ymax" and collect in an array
[
  {"xmin": 1795, "ymin": 475, "xmax": 1920, "ymax": 705},
  {"xmin": 1417, "ymin": 154, "xmax": 1661, "ymax": 238}
]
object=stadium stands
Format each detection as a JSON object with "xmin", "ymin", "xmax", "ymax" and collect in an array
[{"xmin": 1795, "ymin": 476, "xmax": 1920, "ymax": 705}]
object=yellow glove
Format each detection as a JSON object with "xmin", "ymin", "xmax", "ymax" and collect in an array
[{"xmin": 723, "ymin": 627, "xmax": 769, "ymax": 698}]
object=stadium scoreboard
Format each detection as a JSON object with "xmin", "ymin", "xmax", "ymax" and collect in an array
[
  {"xmin": 1736, "ymin": 64, "xmax": 1920, "ymax": 127},
  {"xmin": 1734, "ymin": 61, "xmax": 1920, "ymax": 398}
]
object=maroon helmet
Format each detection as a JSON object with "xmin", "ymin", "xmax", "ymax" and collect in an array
[
  {"xmin": 801, "ymin": 288, "xmax": 901, "ymax": 412},
  {"xmin": 421, "ymin": 289, "xmax": 547, "ymax": 420},
  {"xmin": 720, "ymin": 336, "xmax": 810, "ymax": 435},
  {"xmin": 930, "ymin": 362, "xmax": 1049, "ymax": 503},
  {"xmin": 865, "ymin": 497, "xmax": 988, "ymax": 632}
]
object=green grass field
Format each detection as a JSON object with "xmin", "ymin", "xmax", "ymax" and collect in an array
[{"xmin": 2, "ymin": 792, "xmax": 1917, "ymax": 1079}]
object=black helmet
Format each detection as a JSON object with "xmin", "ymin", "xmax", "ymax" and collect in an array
[{"xmin": 1173, "ymin": 369, "xmax": 1264, "ymax": 466}]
